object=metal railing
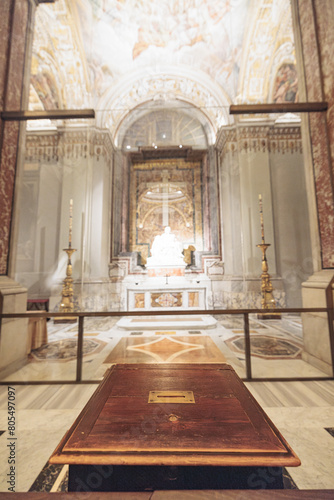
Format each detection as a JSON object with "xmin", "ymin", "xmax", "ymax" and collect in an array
[{"xmin": 0, "ymin": 305, "xmax": 333, "ymax": 385}]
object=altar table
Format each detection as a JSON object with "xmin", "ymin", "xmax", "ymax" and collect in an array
[{"xmin": 49, "ymin": 363, "xmax": 300, "ymax": 491}]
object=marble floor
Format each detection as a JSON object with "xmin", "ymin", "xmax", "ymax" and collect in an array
[
  {"xmin": 0, "ymin": 379, "xmax": 333, "ymax": 492},
  {"xmin": 1, "ymin": 313, "xmax": 330, "ymax": 382},
  {"xmin": 1, "ymin": 313, "xmax": 333, "ymax": 493}
]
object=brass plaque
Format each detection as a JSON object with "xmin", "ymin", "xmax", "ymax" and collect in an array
[{"xmin": 148, "ymin": 391, "xmax": 195, "ymax": 404}]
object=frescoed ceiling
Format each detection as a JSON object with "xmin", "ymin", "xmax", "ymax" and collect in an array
[{"xmin": 29, "ymin": 0, "xmax": 297, "ymax": 143}]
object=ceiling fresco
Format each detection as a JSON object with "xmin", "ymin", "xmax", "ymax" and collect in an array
[
  {"xmin": 74, "ymin": 0, "xmax": 248, "ymax": 101},
  {"xmin": 29, "ymin": 0, "xmax": 298, "ymax": 141}
]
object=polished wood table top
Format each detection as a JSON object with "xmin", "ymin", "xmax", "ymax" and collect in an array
[{"xmin": 49, "ymin": 363, "xmax": 300, "ymax": 467}]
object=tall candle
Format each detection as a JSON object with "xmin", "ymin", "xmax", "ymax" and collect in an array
[
  {"xmin": 69, "ymin": 199, "xmax": 73, "ymax": 247},
  {"xmin": 258, "ymin": 194, "xmax": 265, "ymax": 243}
]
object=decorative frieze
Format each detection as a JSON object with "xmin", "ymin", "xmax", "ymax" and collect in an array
[
  {"xmin": 216, "ymin": 124, "xmax": 302, "ymax": 155},
  {"xmin": 24, "ymin": 128, "xmax": 115, "ymax": 163}
]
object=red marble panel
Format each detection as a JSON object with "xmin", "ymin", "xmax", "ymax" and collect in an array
[
  {"xmin": 298, "ymin": 0, "xmax": 334, "ymax": 268},
  {"xmin": 0, "ymin": 122, "xmax": 20, "ymax": 274},
  {"xmin": 298, "ymin": 0, "xmax": 323, "ymax": 101},
  {"xmin": 0, "ymin": 0, "xmax": 31, "ymax": 274},
  {"xmin": 309, "ymin": 113, "xmax": 334, "ymax": 268},
  {"xmin": 6, "ymin": 0, "xmax": 30, "ymax": 110},
  {"xmin": 0, "ymin": 1, "xmax": 12, "ymax": 109},
  {"xmin": 314, "ymin": 0, "xmax": 334, "ymax": 176}
]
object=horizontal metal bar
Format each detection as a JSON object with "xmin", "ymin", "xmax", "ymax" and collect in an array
[
  {"xmin": 230, "ymin": 102, "xmax": 328, "ymax": 114},
  {"xmin": 1, "ymin": 109, "xmax": 95, "ymax": 121},
  {"xmin": 0, "ymin": 307, "xmax": 328, "ymax": 319},
  {"xmin": 1, "ymin": 376, "xmax": 333, "ymax": 386}
]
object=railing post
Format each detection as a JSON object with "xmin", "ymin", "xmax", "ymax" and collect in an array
[
  {"xmin": 76, "ymin": 316, "xmax": 84, "ymax": 382},
  {"xmin": 244, "ymin": 312, "xmax": 252, "ymax": 379}
]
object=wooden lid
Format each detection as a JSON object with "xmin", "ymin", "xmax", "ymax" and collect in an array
[{"xmin": 49, "ymin": 364, "xmax": 301, "ymax": 467}]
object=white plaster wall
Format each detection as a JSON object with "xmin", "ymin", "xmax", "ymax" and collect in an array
[
  {"xmin": 217, "ymin": 127, "xmax": 311, "ymax": 308},
  {"xmin": 14, "ymin": 130, "xmax": 113, "ymax": 307},
  {"xmin": 238, "ymin": 148, "xmax": 276, "ymax": 277},
  {"xmin": 14, "ymin": 162, "xmax": 62, "ymax": 297},
  {"xmin": 270, "ymin": 150, "xmax": 314, "ymax": 306},
  {"xmin": 220, "ymin": 150, "xmax": 243, "ymax": 275}
]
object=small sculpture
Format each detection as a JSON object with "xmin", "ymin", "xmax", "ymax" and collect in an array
[{"xmin": 147, "ymin": 227, "xmax": 185, "ymax": 267}]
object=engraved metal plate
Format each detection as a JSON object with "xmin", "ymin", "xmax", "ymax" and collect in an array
[{"xmin": 148, "ymin": 391, "xmax": 195, "ymax": 403}]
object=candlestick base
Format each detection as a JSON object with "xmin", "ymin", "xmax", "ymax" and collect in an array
[
  {"xmin": 256, "ymin": 243, "xmax": 281, "ymax": 320},
  {"xmin": 57, "ymin": 247, "xmax": 77, "ymax": 322}
]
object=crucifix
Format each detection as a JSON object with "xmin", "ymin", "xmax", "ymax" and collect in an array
[
  {"xmin": 161, "ymin": 170, "xmax": 170, "ymax": 227},
  {"xmin": 165, "ymin": 274, "xmax": 169, "ymax": 285},
  {"xmin": 145, "ymin": 170, "xmax": 186, "ymax": 228}
]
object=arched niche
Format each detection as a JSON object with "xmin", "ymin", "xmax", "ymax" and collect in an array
[{"xmin": 111, "ymin": 105, "xmax": 220, "ymax": 267}]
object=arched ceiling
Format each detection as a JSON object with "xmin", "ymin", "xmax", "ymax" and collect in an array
[{"xmin": 29, "ymin": 0, "xmax": 298, "ymax": 144}]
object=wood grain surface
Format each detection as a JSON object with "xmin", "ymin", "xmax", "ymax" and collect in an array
[{"xmin": 49, "ymin": 363, "xmax": 300, "ymax": 467}]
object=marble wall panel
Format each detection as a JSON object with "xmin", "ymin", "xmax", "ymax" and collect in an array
[
  {"xmin": 0, "ymin": 122, "xmax": 20, "ymax": 274},
  {"xmin": 298, "ymin": 0, "xmax": 334, "ymax": 268},
  {"xmin": 0, "ymin": 0, "xmax": 32, "ymax": 275},
  {"xmin": 0, "ymin": 1, "xmax": 12, "ymax": 108}
]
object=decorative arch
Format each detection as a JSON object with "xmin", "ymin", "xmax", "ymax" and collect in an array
[
  {"xmin": 237, "ymin": 0, "xmax": 296, "ymax": 104},
  {"xmin": 118, "ymin": 107, "xmax": 208, "ymax": 151},
  {"xmin": 96, "ymin": 67, "xmax": 233, "ymax": 145}
]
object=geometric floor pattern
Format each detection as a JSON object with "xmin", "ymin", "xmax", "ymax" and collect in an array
[
  {"xmin": 103, "ymin": 335, "xmax": 226, "ymax": 364},
  {"xmin": 30, "ymin": 338, "xmax": 105, "ymax": 362},
  {"xmin": 226, "ymin": 335, "xmax": 303, "ymax": 359}
]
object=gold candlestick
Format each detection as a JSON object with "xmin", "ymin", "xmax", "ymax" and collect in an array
[
  {"xmin": 55, "ymin": 200, "xmax": 77, "ymax": 323},
  {"xmin": 256, "ymin": 195, "xmax": 281, "ymax": 319}
]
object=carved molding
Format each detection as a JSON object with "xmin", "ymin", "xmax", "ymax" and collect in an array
[
  {"xmin": 216, "ymin": 124, "xmax": 302, "ymax": 155},
  {"xmin": 24, "ymin": 128, "xmax": 115, "ymax": 162}
]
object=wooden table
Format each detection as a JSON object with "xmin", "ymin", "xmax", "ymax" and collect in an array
[{"xmin": 49, "ymin": 364, "xmax": 300, "ymax": 492}]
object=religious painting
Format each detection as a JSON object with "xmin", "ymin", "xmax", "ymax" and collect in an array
[
  {"xmin": 129, "ymin": 158, "xmax": 203, "ymax": 264},
  {"xmin": 273, "ymin": 64, "xmax": 298, "ymax": 103}
]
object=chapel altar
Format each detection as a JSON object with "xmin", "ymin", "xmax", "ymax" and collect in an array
[{"xmin": 123, "ymin": 226, "xmax": 210, "ymax": 311}]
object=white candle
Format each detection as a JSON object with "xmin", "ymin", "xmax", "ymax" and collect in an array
[{"xmin": 69, "ymin": 199, "xmax": 73, "ymax": 247}]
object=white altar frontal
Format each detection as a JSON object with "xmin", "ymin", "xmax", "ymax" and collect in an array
[
  {"xmin": 126, "ymin": 275, "xmax": 209, "ymax": 311},
  {"xmin": 123, "ymin": 227, "xmax": 210, "ymax": 311}
]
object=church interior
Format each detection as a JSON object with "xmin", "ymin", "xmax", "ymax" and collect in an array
[{"xmin": 0, "ymin": 0, "xmax": 334, "ymax": 495}]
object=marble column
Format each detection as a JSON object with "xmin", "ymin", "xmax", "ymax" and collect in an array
[
  {"xmin": 0, "ymin": 0, "xmax": 36, "ymax": 377},
  {"xmin": 294, "ymin": 0, "xmax": 334, "ymax": 374}
]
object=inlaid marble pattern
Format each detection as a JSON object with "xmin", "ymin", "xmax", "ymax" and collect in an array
[
  {"xmin": 227, "ymin": 335, "xmax": 303, "ymax": 359},
  {"xmin": 29, "ymin": 462, "xmax": 64, "ymax": 492},
  {"xmin": 151, "ymin": 292, "xmax": 182, "ymax": 307},
  {"xmin": 30, "ymin": 338, "xmax": 106, "ymax": 362},
  {"xmin": 103, "ymin": 335, "xmax": 226, "ymax": 364}
]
